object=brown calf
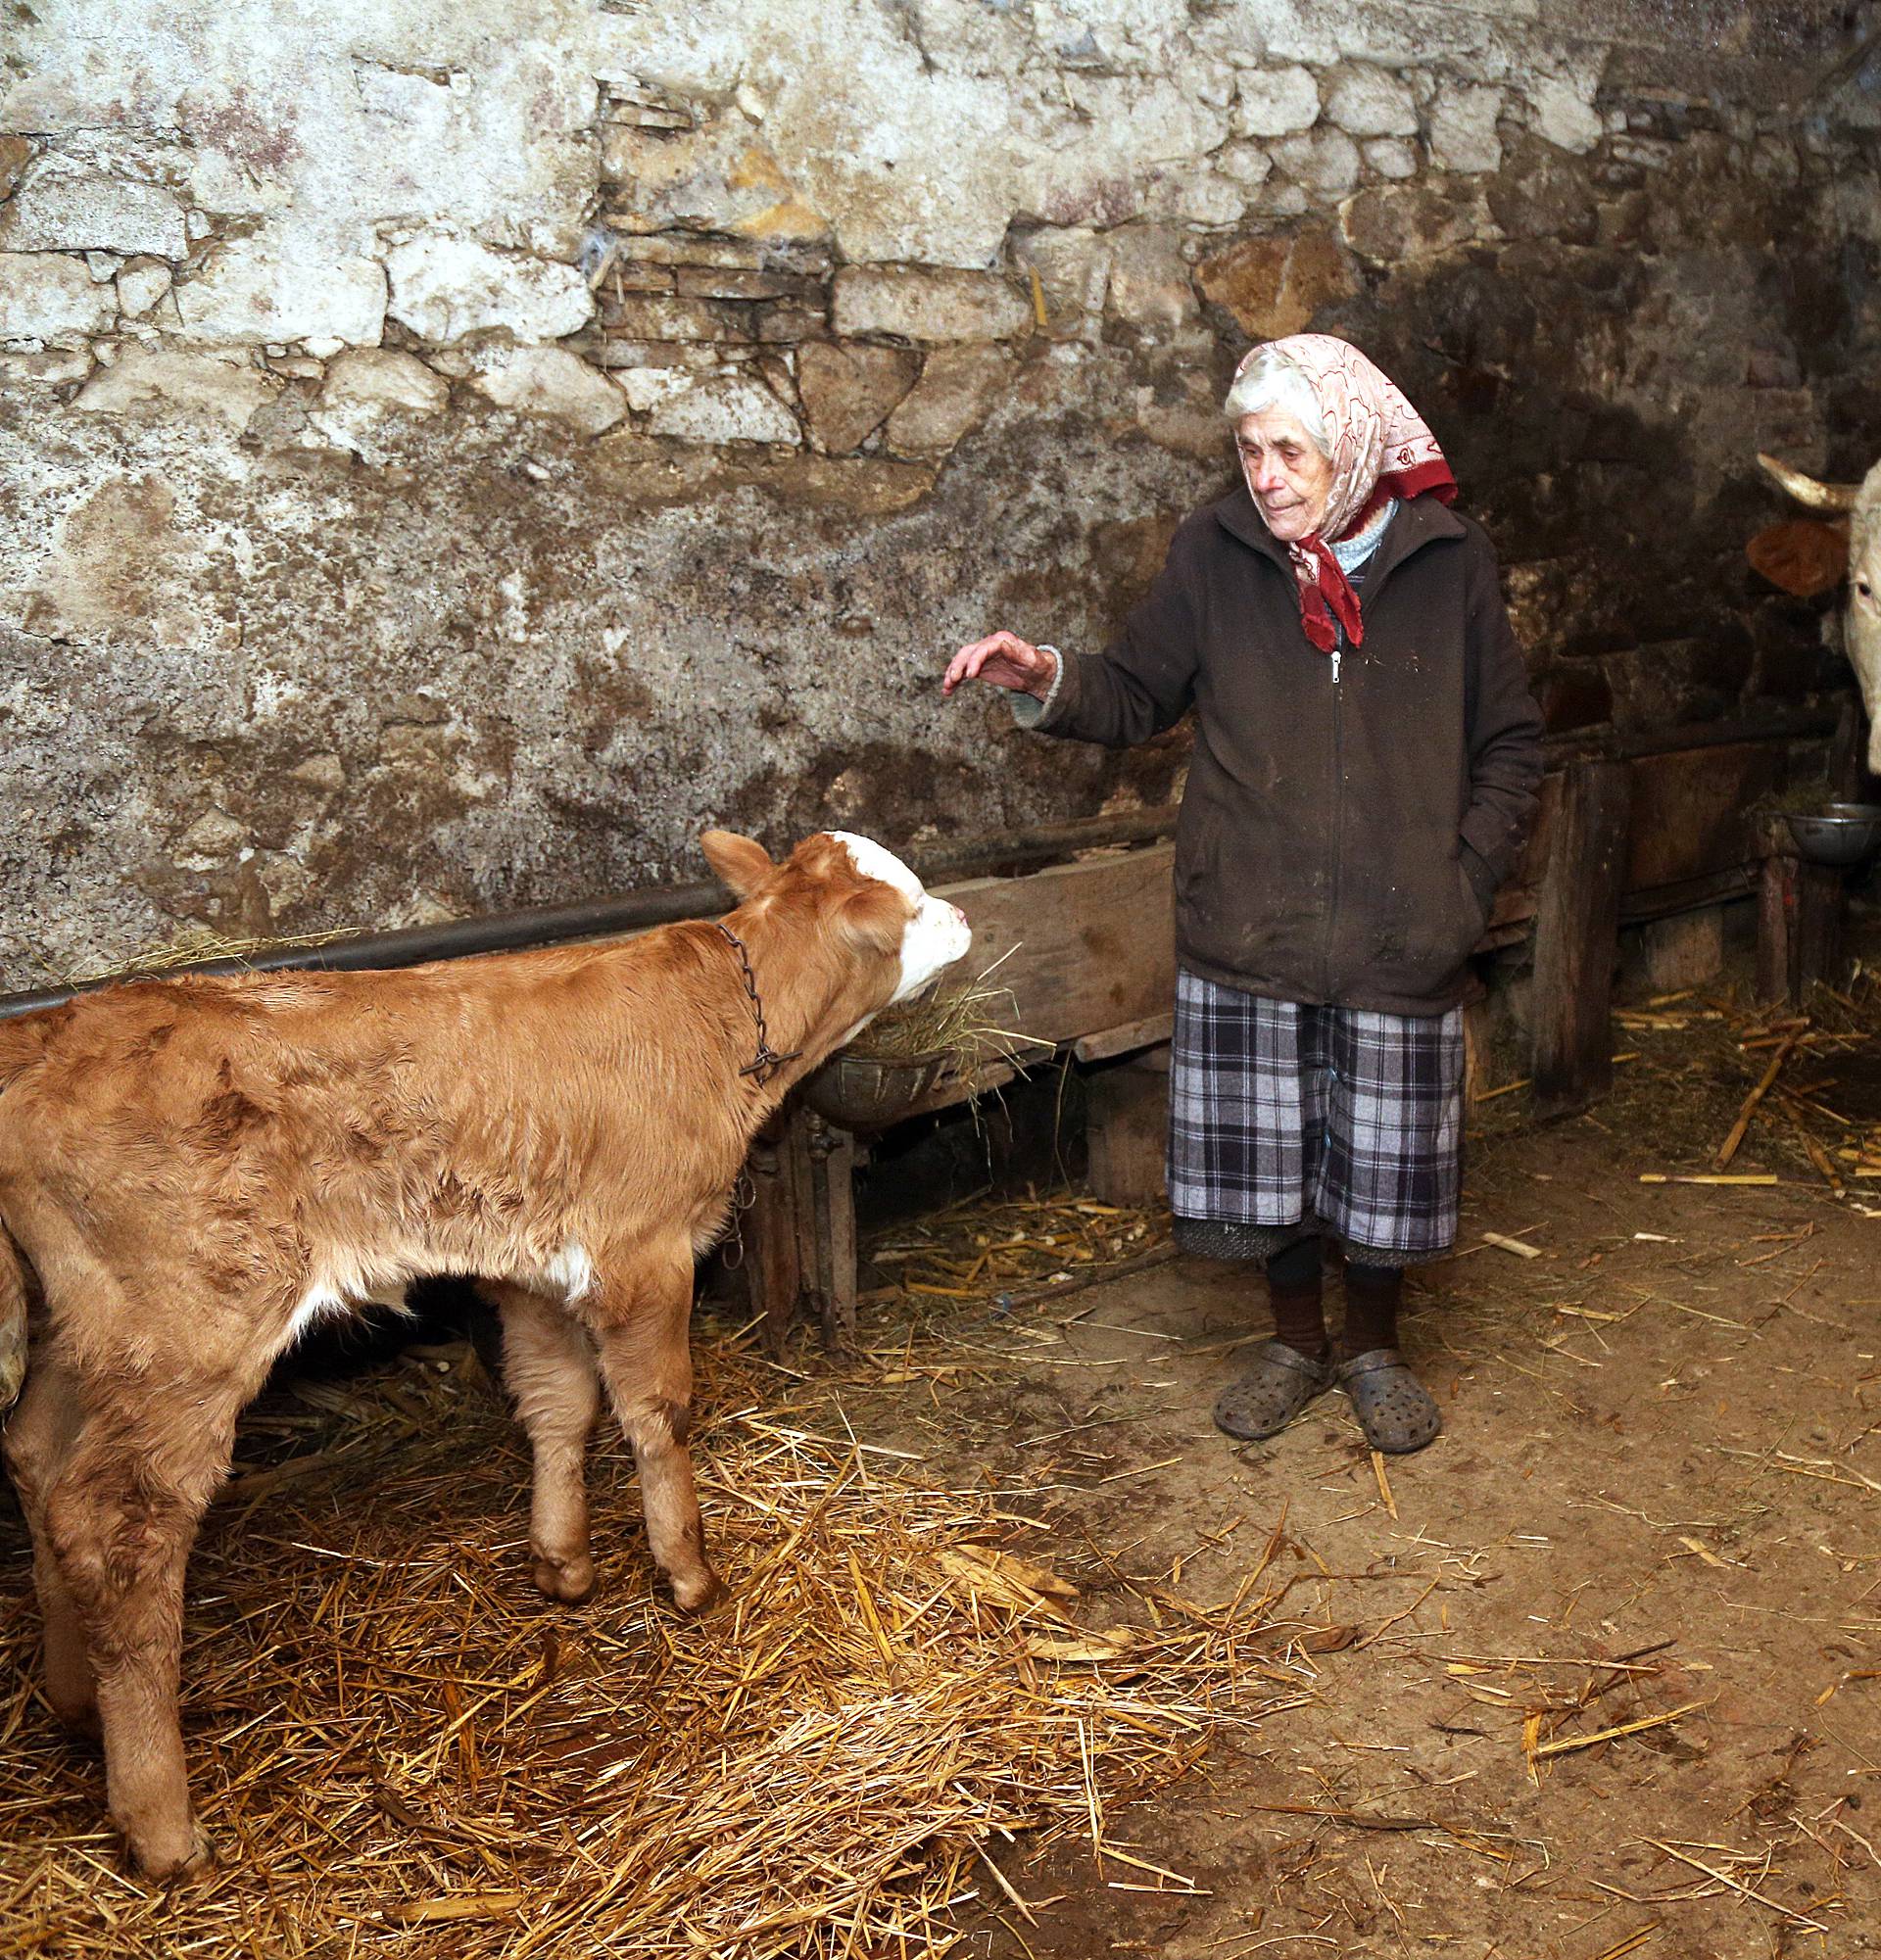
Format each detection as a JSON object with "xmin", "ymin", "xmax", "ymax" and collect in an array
[{"xmin": 0, "ymin": 829, "xmax": 970, "ymax": 1878}]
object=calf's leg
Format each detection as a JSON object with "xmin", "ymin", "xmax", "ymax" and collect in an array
[
  {"xmin": 484, "ymin": 1280, "xmax": 602, "ymax": 1603},
  {"xmin": 588, "ymin": 1253, "xmax": 723, "ymax": 1612},
  {"xmin": 46, "ymin": 1377, "xmax": 246, "ymax": 1879},
  {"xmin": 2, "ymin": 1356, "xmax": 99, "ymax": 1736}
]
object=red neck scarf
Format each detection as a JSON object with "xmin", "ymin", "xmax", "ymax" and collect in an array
[{"xmin": 1232, "ymin": 335, "xmax": 1457, "ymax": 653}]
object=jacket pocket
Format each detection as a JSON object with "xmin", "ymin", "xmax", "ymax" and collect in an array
[{"xmin": 1455, "ymin": 852, "xmax": 1490, "ymax": 947}]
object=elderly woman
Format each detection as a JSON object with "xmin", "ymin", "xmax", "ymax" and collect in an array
[{"xmin": 943, "ymin": 334, "xmax": 1543, "ymax": 1455}]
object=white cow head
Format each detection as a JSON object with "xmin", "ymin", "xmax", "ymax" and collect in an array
[{"xmin": 1756, "ymin": 451, "xmax": 1881, "ymax": 771}]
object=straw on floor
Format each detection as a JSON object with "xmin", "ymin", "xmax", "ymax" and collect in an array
[{"xmin": 0, "ymin": 1329, "xmax": 1293, "ymax": 1958}]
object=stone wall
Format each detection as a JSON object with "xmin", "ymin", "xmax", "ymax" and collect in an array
[{"xmin": 1, "ymin": 1, "xmax": 1875, "ymax": 990}]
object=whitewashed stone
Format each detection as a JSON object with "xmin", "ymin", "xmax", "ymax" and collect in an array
[
  {"xmin": 1065, "ymin": 75, "xmax": 1232, "ymax": 162},
  {"xmin": 1015, "ymin": 227, "xmax": 1112, "ymax": 329},
  {"xmin": 72, "ymin": 345, "xmax": 278, "ymax": 430},
  {"xmin": 173, "ymin": 238, "xmax": 386, "ymax": 347},
  {"xmin": 832, "ymin": 266, "xmax": 1030, "ymax": 342},
  {"xmin": 0, "ymin": 165, "xmax": 187, "ymax": 257},
  {"xmin": 884, "ymin": 344, "xmax": 1010, "ymax": 454},
  {"xmin": 1142, "ymin": 164, "xmax": 1246, "ymax": 227},
  {"xmin": 0, "ymin": 346, "xmax": 92, "ymax": 385},
  {"xmin": 1272, "ymin": 127, "xmax": 1363, "ymax": 195},
  {"xmin": 1364, "ymin": 138, "xmax": 1419, "ymax": 180},
  {"xmin": 319, "ymin": 348, "xmax": 449, "ymax": 415},
  {"xmin": 115, "ymin": 257, "xmax": 172, "ymax": 317},
  {"xmin": 1105, "ymin": 225, "xmax": 1197, "ymax": 334},
  {"xmin": 1528, "ymin": 74, "xmax": 1603, "ymax": 155},
  {"xmin": 756, "ymin": 22, "xmax": 1013, "ymax": 266},
  {"xmin": 616, "ymin": 366, "xmax": 699, "ymax": 411},
  {"xmin": 1257, "ymin": 180, "xmax": 1311, "ymax": 220},
  {"xmin": 1232, "ymin": 66, "xmax": 1322, "ymax": 138},
  {"xmin": 469, "ymin": 346, "xmax": 626, "ymax": 436},
  {"xmin": 1428, "ymin": 83, "xmax": 1503, "ymax": 173},
  {"xmin": 0, "ymin": 252, "xmax": 116, "ymax": 340},
  {"xmin": 1218, "ymin": 142, "xmax": 1277, "ymax": 188},
  {"xmin": 1234, "ymin": 1, "xmax": 1342, "ymax": 66},
  {"xmin": 384, "ymin": 232, "xmax": 593, "ymax": 345},
  {"xmin": 645, "ymin": 372, "xmax": 798, "ymax": 444},
  {"xmin": 1325, "ymin": 67, "xmax": 1419, "ymax": 138}
]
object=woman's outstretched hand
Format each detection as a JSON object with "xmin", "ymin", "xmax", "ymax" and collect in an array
[{"xmin": 942, "ymin": 631, "xmax": 1058, "ymax": 700}]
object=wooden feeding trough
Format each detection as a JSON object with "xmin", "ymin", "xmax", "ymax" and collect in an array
[{"xmin": 748, "ymin": 839, "xmax": 1181, "ymax": 1349}]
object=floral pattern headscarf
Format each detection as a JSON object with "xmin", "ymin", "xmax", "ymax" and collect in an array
[{"xmin": 1232, "ymin": 334, "xmax": 1457, "ymax": 654}]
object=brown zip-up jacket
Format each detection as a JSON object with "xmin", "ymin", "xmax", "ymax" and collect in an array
[{"xmin": 1020, "ymin": 487, "xmax": 1545, "ymax": 1015}]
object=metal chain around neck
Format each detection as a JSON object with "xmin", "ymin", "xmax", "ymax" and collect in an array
[{"xmin": 713, "ymin": 922, "xmax": 802, "ymax": 1088}]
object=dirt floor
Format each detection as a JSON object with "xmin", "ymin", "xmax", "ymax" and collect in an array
[
  {"xmin": 3, "ymin": 965, "xmax": 1880, "ymax": 1957},
  {"xmin": 838, "ymin": 982, "xmax": 1881, "ymax": 1960},
  {"xmin": 894, "ymin": 1139, "xmax": 1881, "ymax": 1960}
]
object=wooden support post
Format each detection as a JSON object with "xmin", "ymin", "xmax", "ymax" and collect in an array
[
  {"xmin": 750, "ymin": 1107, "xmax": 864, "ymax": 1352},
  {"xmin": 1085, "ymin": 1049, "xmax": 1170, "ymax": 1206},
  {"xmin": 747, "ymin": 1121, "xmax": 802, "ymax": 1357},
  {"xmin": 1531, "ymin": 757, "xmax": 1631, "ymax": 1109},
  {"xmin": 1758, "ymin": 841, "xmax": 1845, "ymax": 1006},
  {"xmin": 803, "ymin": 1113, "xmax": 858, "ymax": 1349}
]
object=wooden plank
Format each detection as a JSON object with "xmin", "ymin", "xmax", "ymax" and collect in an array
[
  {"xmin": 1072, "ymin": 1011, "xmax": 1173, "ymax": 1064},
  {"xmin": 1794, "ymin": 860, "xmax": 1844, "ymax": 996},
  {"xmin": 935, "ymin": 844, "xmax": 1175, "ymax": 1051},
  {"xmin": 747, "ymin": 1122, "xmax": 802, "ymax": 1354},
  {"xmin": 803, "ymin": 1114, "xmax": 857, "ymax": 1349},
  {"xmin": 1757, "ymin": 826, "xmax": 1848, "ymax": 1007},
  {"xmin": 1532, "ymin": 758, "xmax": 1632, "ymax": 1109},
  {"xmin": 1757, "ymin": 850, "xmax": 1794, "ymax": 1005},
  {"xmin": 1624, "ymin": 741, "xmax": 1782, "ymax": 890},
  {"xmin": 1085, "ymin": 1057, "xmax": 1169, "ymax": 1207}
]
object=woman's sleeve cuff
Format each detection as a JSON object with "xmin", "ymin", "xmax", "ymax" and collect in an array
[{"xmin": 1010, "ymin": 645, "xmax": 1065, "ymax": 728}]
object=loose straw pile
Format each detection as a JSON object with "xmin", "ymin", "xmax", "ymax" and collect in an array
[{"xmin": 0, "ymin": 1336, "xmax": 1282, "ymax": 1957}]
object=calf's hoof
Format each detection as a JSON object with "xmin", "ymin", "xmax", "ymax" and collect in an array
[
  {"xmin": 51, "ymin": 1696, "xmax": 103, "ymax": 1745},
  {"xmin": 532, "ymin": 1553, "xmax": 596, "ymax": 1604},
  {"xmin": 672, "ymin": 1565, "xmax": 727, "ymax": 1614},
  {"xmin": 130, "ymin": 1818, "xmax": 217, "ymax": 1884}
]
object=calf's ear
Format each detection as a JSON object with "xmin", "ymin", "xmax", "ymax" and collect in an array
[{"xmin": 701, "ymin": 830, "xmax": 776, "ymax": 898}]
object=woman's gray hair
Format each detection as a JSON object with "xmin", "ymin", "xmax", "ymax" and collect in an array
[{"xmin": 1224, "ymin": 349, "xmax": 1330, "ymax": 457}]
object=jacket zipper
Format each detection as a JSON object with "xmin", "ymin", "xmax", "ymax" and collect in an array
[{"xmin": 1321, "ymin": 630, "xmax": 1344, "ymax": 999}]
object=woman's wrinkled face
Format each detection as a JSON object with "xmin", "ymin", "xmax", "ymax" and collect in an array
[{"xmin": 1236, "ymin": 408, "xmax": 1334, "ymax": 542}]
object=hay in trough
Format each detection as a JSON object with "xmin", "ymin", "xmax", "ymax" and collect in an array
[
  {"xmin": 844, "ymin": 956, "xmax": 1051, "ymax": 1073},
  {"xmin": 0, "ymin": 1328, "xmax": 1289, "ymax": 1957}
]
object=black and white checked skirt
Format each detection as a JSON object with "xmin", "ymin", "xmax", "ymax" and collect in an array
[{"xmin": 1167, "ymin": 969, "xmax": 1465, "ymax": 1260}]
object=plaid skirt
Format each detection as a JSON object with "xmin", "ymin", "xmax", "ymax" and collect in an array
[{"xmin": 1167, "ymin": 970, "xmax": 1465, "ymax": 1259}]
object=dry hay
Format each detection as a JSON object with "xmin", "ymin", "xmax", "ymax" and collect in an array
[
  {"xmin": 861, "ymin": 1188, "xmax": 1173, "ymax": 1314},
  {"xmin": 0, "ymin": 1329, "xmax": 1286, "ymax": 1957},
  {"xmin": 53, "ymin": 926, "xmax": 364, "ymax": 991},
  {"xmin": 843, "ymin": 958, "xmax": 1050, "ymax": 1074}
]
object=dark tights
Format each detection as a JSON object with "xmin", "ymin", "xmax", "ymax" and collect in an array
[{"xmin": 1267, "ymin": 1235, "xmax": 1402, "ymax": 1362}]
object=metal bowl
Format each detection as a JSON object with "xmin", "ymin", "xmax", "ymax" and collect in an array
[
  {"xmin": 799, "ymin": 1048, "xmax": 955, "ymax": 1128},
  {"xmin": 1785, "ymin": 810, "xmax": 1881, "ymax": 867},
  {"xmin": 1826, "ymin": 801, "xmax": 1881, "ymax": 821}
]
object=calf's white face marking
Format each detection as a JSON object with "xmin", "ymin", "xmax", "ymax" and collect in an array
[{"xmin": 828, "ymin": 831, "xmax": 972, "ymax": 1004}]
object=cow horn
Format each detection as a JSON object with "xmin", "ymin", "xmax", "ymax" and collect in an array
[{"xmin": 1758, "ymin": 452, "xmax": 1861, "ymax": 513}]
